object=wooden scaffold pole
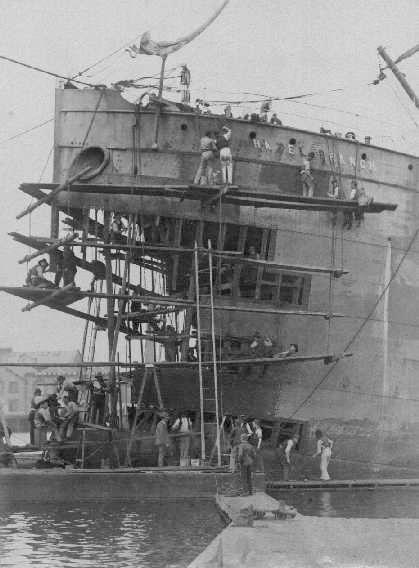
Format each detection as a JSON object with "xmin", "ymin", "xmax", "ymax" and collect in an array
[
  {"xmin": 208, "ymin": 239, "xmax": 221, "ymax": 466},
  {"xmin": 109, "ymin": 215, "xmax": 134, "ymax": 427},
  {"xmin": 194, "ymin": 241, "xmax": 206, "ymax": 462}
]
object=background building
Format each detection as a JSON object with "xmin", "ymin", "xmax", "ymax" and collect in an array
[{"xmin": 0, "ymin": 347, "xmax": 81, "ymax": 432}]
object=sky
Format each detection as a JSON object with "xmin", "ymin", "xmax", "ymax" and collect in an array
[{"xmin": 0, "ymin": 0, "xmax": 418, "ymax": 359}]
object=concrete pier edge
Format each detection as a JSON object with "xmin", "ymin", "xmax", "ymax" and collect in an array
[{"xmin": 188, "ymin": 487, "xmax": 419, "ymax": 568}]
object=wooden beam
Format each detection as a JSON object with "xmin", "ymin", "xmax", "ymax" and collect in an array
[
  {"xmin": 12, "ymin": 232, "xmax": 345, "ymax": 276},
  {"xmin": 49, "ymin": 304, "xmax": 110, "ymax": 328},
  {"xmin": 0, "ymin": 352, "xmax": 353, "ymax": 368},
  {"xmin": 126, "ymin": 332, "xmax": 189, "ymax": 343},
  {"xmin": 121, "ymin": 307, "xmax": 178, "ymax": 320},
  {"xmin": 80, "ymin": 290, "xmax": 345, "ymax": 318},
  {"xmin": 9, "ymin": 232, "xmax": 154, "ymax": 295},
  {"xmin": 65, "ymin": 240, "xmax": 242, "ymax": 256},
  {"xmin": 16, "ymin": 166, "xmax": 91, "ymax": 220},
  {"xmin": 216, "ymin": 254, "xmax": 348, "ymax": 277},
  {"xmin": 22, "ymin": 283, "xmax": 76, "ymax": 312},
  {"xmin": 18, "ymin": 233, "xmax": 78, "ymax": 264},
  {"xmin": 19, "ymin": 181, "xmax": 397, "ymax": 213}
]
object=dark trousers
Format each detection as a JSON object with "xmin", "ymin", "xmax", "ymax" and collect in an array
[
  {"xmin": 63, "ymin": 268, "xmax": 77, "ymax": 286},
  {"xmin": 240, "ymin": 465, "xmax": 253, "ymax": 495},
  {"xmin": 92, "ymin": 397, "xmax": 105, "ymax": 424},
  {"xmin": 29, "ymin": 420, "xmax": 35, "ymax": 445}
]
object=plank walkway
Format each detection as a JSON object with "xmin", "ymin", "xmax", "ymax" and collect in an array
[{"xmin": 267, "ymin": 477, "xmax": 419, "ymax": 489}]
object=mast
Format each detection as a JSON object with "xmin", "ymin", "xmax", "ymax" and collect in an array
[{"xmin": 377, "ymin": 45, "xmax": 419, "ymax": 109}]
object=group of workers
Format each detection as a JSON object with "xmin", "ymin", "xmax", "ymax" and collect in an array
[
  {"xmin": 155, "ymin": 411, "xmax": 333, "ymax": 494},
  {"xmin": 223, "ymin": 332, "xmax": 298, "ymax": 367},
  {"xmin": 328, "ymin": 177, "xmax": 371, "ymax": 229},
  {"xmin": 154, "ymin": 410, "xmax": 194, "ymax": 468},
  {"xmin": 194, "ymin": 125, "xmax": 233, "ymax": 186},
  {"xmin": 25, "ymin": 375, "xmax": 334, "ymax": 488},
  {"xmin": 194, "ymin": 99, "xmax": 283, "ymax": 127},
  {"xmin": 231, "ymin": 421, "xmax": 334, "ymax": 494},
  {"xmin": 28, "ymin": 372, "xmax": 110, "ymax": 446}
]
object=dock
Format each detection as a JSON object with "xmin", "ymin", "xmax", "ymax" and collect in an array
[
  {"xmin": 267, "ymin": 477, "xmax": 419, "ymax": 489},
  {"xmin": 0, "ymin": 468, "xmax": 265, "ymax": 503},
  {"xmin": 189, "ymin": 490, "xmax": 419, "ymax": 567}
]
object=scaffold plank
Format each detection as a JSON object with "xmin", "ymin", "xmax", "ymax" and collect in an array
[
  {"xmin": 0, "ymin": 352, "xmax": 352, "ymax": 368},
  {"xmin": 80, "ymin": 290, "xmax": 344, "ymax": 318},
  {"xmin": 19, "ymin": 181, "xmax": 397, "ymax": 213},
  {"xmin": 10, "ymin": 232, "xmax": 348, "ymax": 276}
]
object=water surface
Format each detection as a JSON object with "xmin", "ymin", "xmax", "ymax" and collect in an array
[
  {"xmin": 270, "ymin": 487, "xmax": 419, "ymax": 518},
  {"xmin": 0, "ymin": 500, "xmax": 223, "ymax": 568}
]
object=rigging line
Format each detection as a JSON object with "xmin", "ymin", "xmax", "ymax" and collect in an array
[
  {"xmin": 83, "ymin": 56, "xmax": 127, "ymax": 82},
  {"xmin": 385, "ymin": 80, "xmax": 419, "ymax": 129},
  {"xmin": 131, "ymin": 67, "xmax": 180, "ymax": 82},
  {"xmin": 0, "ymin": 117, "xmax": 53, "ymax": 145},
  {"xmin": 289, "ymin": 224, "xmax": 419, "ymax": 419},
  {"xmin": 38, "ymin": 145, "xmax": 54, "ymax": 183},
  {"xmin": 205, "ymin": 84, "xmax": 380, "ymax": 105},
  {"xmin": 72, "ymin": 42, "xmax": 139, "ymax": 80},
  {"xmin": 272, "ymin": 223, "xmax": 419, "ymax": 256},
  {"xmin": 0, "ymin": 54, "xmax": 102, "ymax": 88},
  {"xmin": 287, "ymin": 99, "xmax": 419, "ymax": 131},
  {"xmin": 81, "ymin": 90, "xmax": 105, "ymax": 148}
]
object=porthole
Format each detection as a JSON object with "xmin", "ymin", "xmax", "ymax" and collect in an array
[
  {"xmin": 361, "ymin": 153, "xmax": 367, "ymax": 160},
  {"xmin": 408, "ymin": 164, "xmax": 413, "ymax": 171},
  {"xmin": 181, "ymin": 123, "xmax": 188, "ymax": 131},
  {"xmin": 289, "ymin": 138, "xmax": 296, "ymax": 145},
  {"xmin": 249, "ymin": 131, "xmax": 257, "ymax": 140}
]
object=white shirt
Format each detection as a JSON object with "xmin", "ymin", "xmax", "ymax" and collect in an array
[
  {"xmin": 253, "ymin": 424, "xmax": 263, "ymax": 449},
  {"xmin": 77, "ymin": 389, "xmax": 89, "ymax": 410},
  {"xmin": 172, "ymin": 417, "xmax": 192, "ymax": 433},
  {"xmin": 285, "ymin": 438, "xmax": 296, "ymax": 463}
]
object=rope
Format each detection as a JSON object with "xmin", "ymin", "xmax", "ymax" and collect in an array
[
  {"xmin": 0, "ymin": 117, "xmax": 53, "ymax": 146},
  {"xmin": 81, "ymin": 90, "xmax": 105, "ymax": 148},
  {"xmin": 385, "ymin": 80, "xmax": 419, "ymax": 129},
  {"xmin": 0, "ymin": 54, "xmax": 102, "ymax": 87},
  {"xmin": 289, "ymin": 225, "xmax": 419, "ymax": 418}
]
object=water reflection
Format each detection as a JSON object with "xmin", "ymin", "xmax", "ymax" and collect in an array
[
  {"xmin": 318, "ymin": 491, "xmax": 336, "ymax": 517},
  {"xmin": 0, "ymin": 500, "xmax": 223, "ymax": 568},
  {"xmin": 271, "ymin": 487, "xmax": 419, "ymax": 518}
]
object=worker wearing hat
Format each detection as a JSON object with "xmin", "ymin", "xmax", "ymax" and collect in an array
[
  {"xmin": 91, "ymin": 372, "xmax": 107, "ymax": 425},
  {"xmin": 155, "ymin": 411, "xmax": 170, "ymax": 467},
  {"xmin": 237, "ymin": 430, "xmax": 257, "ymax": 495}
]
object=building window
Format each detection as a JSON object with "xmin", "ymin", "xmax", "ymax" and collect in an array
[
  {"xmin": 8, "ymin": 399, "xmax": 19, "ymax": 412},
  {"xmin": 8, "ymin": 381, "xmax": 18, "ymax": 394}
]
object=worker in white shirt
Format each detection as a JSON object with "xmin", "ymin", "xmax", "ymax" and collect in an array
[
  {"xmin": 216, "ymin": 126, "xmax": 233, "ymax": 184},
  {"xmin": 171, "ymin": 411, "xmax": 193, "ymax": 466}
]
